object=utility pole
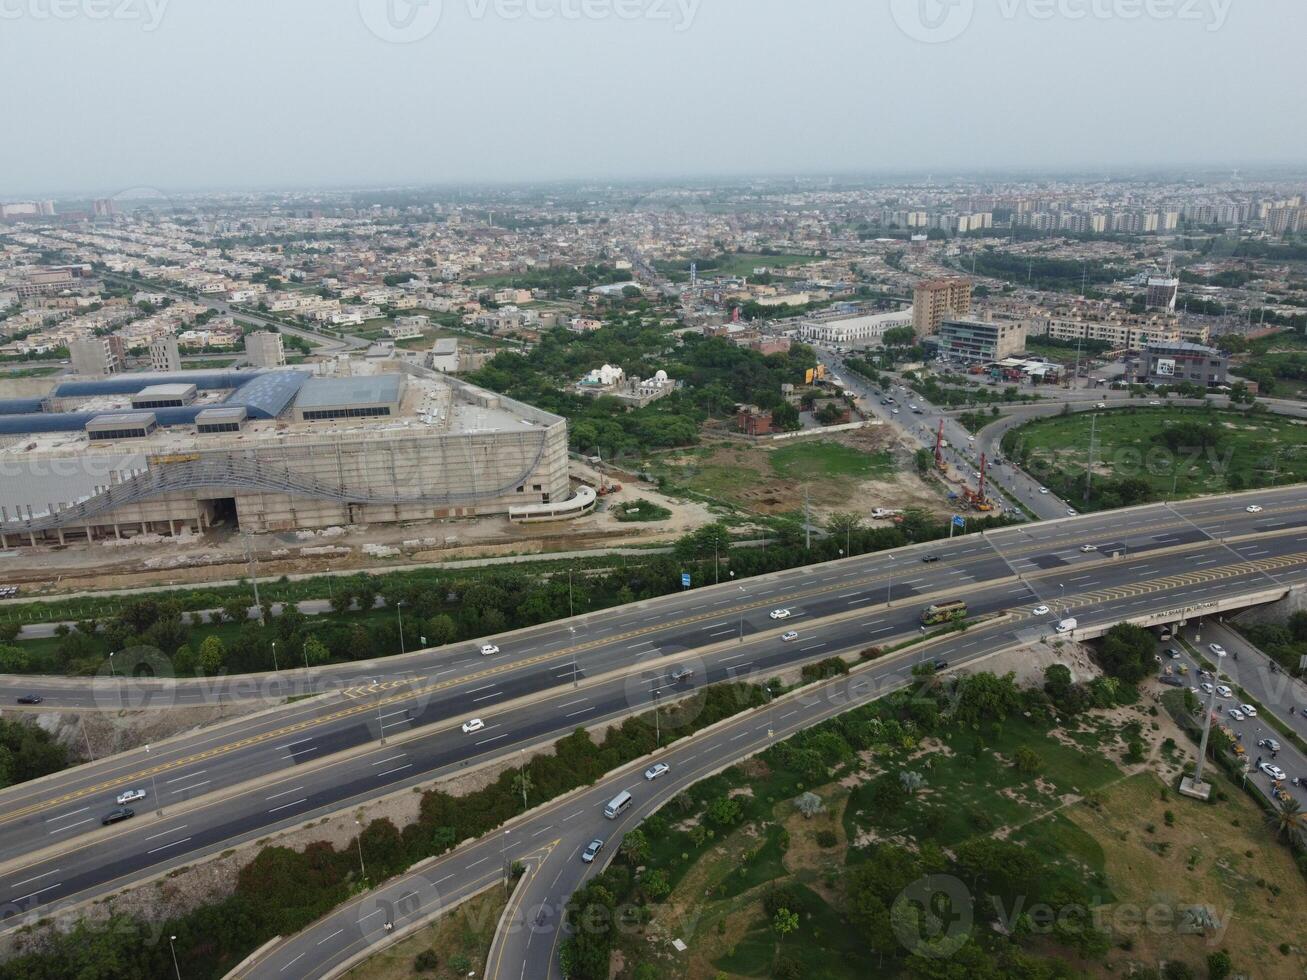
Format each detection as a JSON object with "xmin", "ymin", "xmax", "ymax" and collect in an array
[
  {"xmin": 803, "ymin": 485, "xmax": 812, "ymax": 551},
  {"xmin": 243, "ymin": 531, "xmax": 261, "ymax": 618},
  {"xmin": 1084, "ymin": 412, "xmax": 1098, "ymax": 504}
]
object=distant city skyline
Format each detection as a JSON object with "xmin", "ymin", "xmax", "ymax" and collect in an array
[{"xmin": 2, "ymin": 0, "xmax": 1305, "ymax": 196}]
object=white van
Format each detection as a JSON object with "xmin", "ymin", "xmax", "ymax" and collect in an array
[
  {"xmin": 604, "ymin": 790, "xmax": 633, "ymax": 819},
  {"xmin": 1056, "ymin": 618, "xmax": 1078, "ymax": 634}
]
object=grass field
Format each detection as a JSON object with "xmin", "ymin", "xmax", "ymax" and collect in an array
[
  {"xmin": 1003, "ymin": 407, "xmax": 1307, "ymax": 509},
  {"xmin": 649, "ymin": 438, "xmax": 902, "ymax": 516},
  {"xmin": 0, "ymin": 365, "xmax": 61, "ymax": 378},
  {"xmin": 770, "ymin": 441, "xmax": 893, "ymax": 481},
  {"xmin": 1068, "ymin": 770, "xmax": 1307, "ymax": 979}
]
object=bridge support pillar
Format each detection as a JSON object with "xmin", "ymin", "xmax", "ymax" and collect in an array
[
  {"xmin": 28, "ymin": 532, "xmax": 36, "ymax": 547},
  {"xmin": 113, "ymin": 522, "xmax": 121, "ymax": 540},
  {"xmin": 56, "ymin": 527, "xmax": 65, "ymax": 546},
  {"xmin": 0, "ymin": 531, "xmax": 6, "ymax": 549}
]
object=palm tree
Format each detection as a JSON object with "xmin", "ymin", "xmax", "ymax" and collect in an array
[{"xmin": 1267, "ymin": 796, "xmax": 1307, "ymax": 844}]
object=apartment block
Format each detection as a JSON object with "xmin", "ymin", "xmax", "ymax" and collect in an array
[
  {"xmin": 245, "ymin": 330, "xmax": 286, "ymax": 368},
  {"xmin": 69, "ymin": 335, "xmax": 126, "ymax": 376},
  {"xmin": 912, "ymin": 278, "xmax": 972, "ymax": 336},
  {"xmin": 150, "ymin": 334, "xmax": 182, "ymax": 373}
]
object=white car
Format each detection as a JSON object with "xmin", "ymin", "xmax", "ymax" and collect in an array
[
  {"xmin": 769, "ymin": 609, "xmax": 792, "ymax": 621},
  {"xmin": 1209, "ymin": 644, "xmax": 1226, "ymax": 657},
  {"xmin": 1216, "ymin": 685, "xmax": 1233, "ymax": 698},
  {"xmin": 1260, "ymin": 762, "xmax": 1286, "ymax": 781},
  {"xmin": 1096, "ymin": 402, "xmax": 1107, "ymax": 410},
  {"xmin": 581, "ymin": 838, "xmax": 604, "ymax": 864},
  {"xmin": 480, "ymin": 644, "xmax": 500, "ymax": 657},
  {"xmin": 645, "ymin": 763, "xmax": 670, "ymax": 781},
  {"xmin": 1246, "ymin": 505, "xmax": 1264, "ymax": 514},
  {"xmin": 1259, "ymin": 738, "xmax": 1281, "ymax": 752},
  {"xmin": 1200, "ymin": 682, "xmax": 1214, "ymax": 694},
  {"xmin": 1039, "ymin": 488, "xmax": 1050, "ymax": 495},
  {"xmin": 1240, "ymin": 704, "xmax": 1257, "ymax": 717},
  {"xmin": 1080, "ymin": 544, "xmax": 1098, "ymax": 553},
  {"xmin": 1149, "ymin": 400, "xmax": 1162, "ymax": 406},
  {"xmin": 115, "ymin": 789, "xmax": 147, "ymax": 806},
  {"xmin": 461, "ymin": 718, "xmax": 485, "ymax": 734},
  {"xmin": 781, "ymin": 631, "xmax": 799, "ymax": 642},
  {"xmin": 1228, "ymin": 708, "xmax": 1245, "ymax": 721},
  {"xmin": 1032, "ymin": 605, "xmax": 1050, "ymax": 617},
  {"xmin": 1067, "ymin": 508, "xmax": 1079, "ymax": 517}
]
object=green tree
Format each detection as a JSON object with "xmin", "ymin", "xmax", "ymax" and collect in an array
[
  {"xmin": 620, "ymin": 829, "xmax": 650, "ymax": 865},
  {"xmin": 303, "ymin": 637, "xmax": 331, "ymax": 668},
  {"xmin": 772, "ymin": 907, "xmax": 799, "ymax": 947},
  {"xmin": 424, "ymin": 614, "xmax": 456, "ymax": 647},
  {"xmin": 197, "ymin": 636, "xmax": 226, "ymax": 675}
]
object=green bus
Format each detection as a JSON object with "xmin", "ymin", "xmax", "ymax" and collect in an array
[{"xmin": 921, "ymin": 600, "xmax": 968, "ymax": 626}]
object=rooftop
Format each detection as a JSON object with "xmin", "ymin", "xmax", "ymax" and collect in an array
[{"xmin": 294, "ymin": 374, "xmax": 404, "ymax": 409}]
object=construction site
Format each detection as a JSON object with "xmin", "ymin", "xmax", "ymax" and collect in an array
[{"xmin": 0, "ymin": 361, "xmax": 586, "ymax": 549}]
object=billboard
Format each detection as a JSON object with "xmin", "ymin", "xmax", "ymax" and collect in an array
[{"xmin": 1155, "ymin": 358, "xmax": 1176, "ymax": 377}]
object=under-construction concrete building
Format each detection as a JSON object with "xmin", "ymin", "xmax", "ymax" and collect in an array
[{"xmin": 0, "ymin": 364, "xmax": 587, "ymax": 547}]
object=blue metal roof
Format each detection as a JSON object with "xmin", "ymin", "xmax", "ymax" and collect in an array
[
  {"xmin": 0, "ymin": 399, "xmax": 44, "ymax": 415},
  {"xmin": 53, "ymin": 371, "xmax": 258, "ymax": 398},
  {"xmin": 223, "ymin": 371, "xmax": 308, "ymax": 419}
]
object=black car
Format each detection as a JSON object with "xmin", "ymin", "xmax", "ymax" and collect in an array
[
  {"xmin": 921, "ymin": 555, "xmax": 940, "ymax": 564},
  {"xmin": 101, "ymin": 807, "xmax": 135, "ymax": 826},
  {"xmin": 16, "ymin": 695, "xmax": 43, "ymax": 705},
  {"xmin": 933, "ymin": 659, "xmax": 950, "ymax": 670}
]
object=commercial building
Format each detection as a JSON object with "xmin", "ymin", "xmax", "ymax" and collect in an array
[
  {"xmin": 0, "ymin": 366, "xmax": 582, "ymax": 547},
  {"xmin": 245, "ymin": 331, "xmax": 286, "ymax": 368},
  {"xmin": 1141, "ymin": 341, "xmax": 1229, "ymax": 387},
  {"xmin": 150, "ymin": 335, "xmax": 182, "ymax": 373},
  {"xmin": 912, "ymin": 278, "xmax": 972, "ymax": 336},
  {"xmin": 798, "ymin": 309, "xmax": 913, "ymax": 348},
  {"xmin": 937, "ymin": 318, "xmax": 1027, "ymax": 363},
  {"xmin": 69, "ymin": 335, "xmax": 126, "ymax": 376}
]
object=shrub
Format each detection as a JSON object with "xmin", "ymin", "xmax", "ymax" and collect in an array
[{"xmin": 414, "ymin": 949, "xmax": 439, "ymax": 973}]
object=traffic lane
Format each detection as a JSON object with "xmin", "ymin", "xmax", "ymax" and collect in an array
[
  {"xmin": 1200, "ymin": 621, "xmax": 1307, "ymax": 739},
  {"xmin": 1162, "ymin": 636, "xmax": 1305, "ymax": 809}
]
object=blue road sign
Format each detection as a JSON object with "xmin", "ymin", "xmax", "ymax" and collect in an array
[
  {"xmin": 952, "ymin": 515, "xmax": 966, "ymax": 528},
  {"xmin": 681, "ymin": 572, "xmax": 692, "ymax": 588}
]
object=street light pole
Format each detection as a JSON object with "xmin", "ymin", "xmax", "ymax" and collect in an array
[
  {"xmin": 270, "ymin": 640, "xmax": 278, "ymax": 673},
  {"xmin": 146, "ymin": 744, "xmax": 162, "ymax": 816},
  {"xmin": 355, "ymin": 819, "xmax": 367, "ymax": 881},
  {"xmin": 108, "ymin": 651, "xmax": 116, "ymax": 679},
  {"xmin": 396, "ymin": 600, "xmax": 406, "ymax": 655},
  {"xmin": 519, "ymin": 749, "xmax": 528, "ymax": 810},
  {"xmin": 168, "ymin": 935, "xmax": 181, "ymax": 980},
  {"xmin": 652, "ymin": 688, "xmax": 661, "ymax": 747}
]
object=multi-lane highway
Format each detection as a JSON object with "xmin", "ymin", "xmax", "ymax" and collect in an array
[
  {"xmin": 240, "ymin": 488, "xmax": 1307, "ymax": 979},
  {"xmin": 4, "ymin": 488, "xmax": 1307, "ymax": 943}
]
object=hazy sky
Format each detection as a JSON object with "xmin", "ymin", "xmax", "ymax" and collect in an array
[{"xmin": 1, "ymin": 0, "xmax": 1303, "ymax": 196}]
